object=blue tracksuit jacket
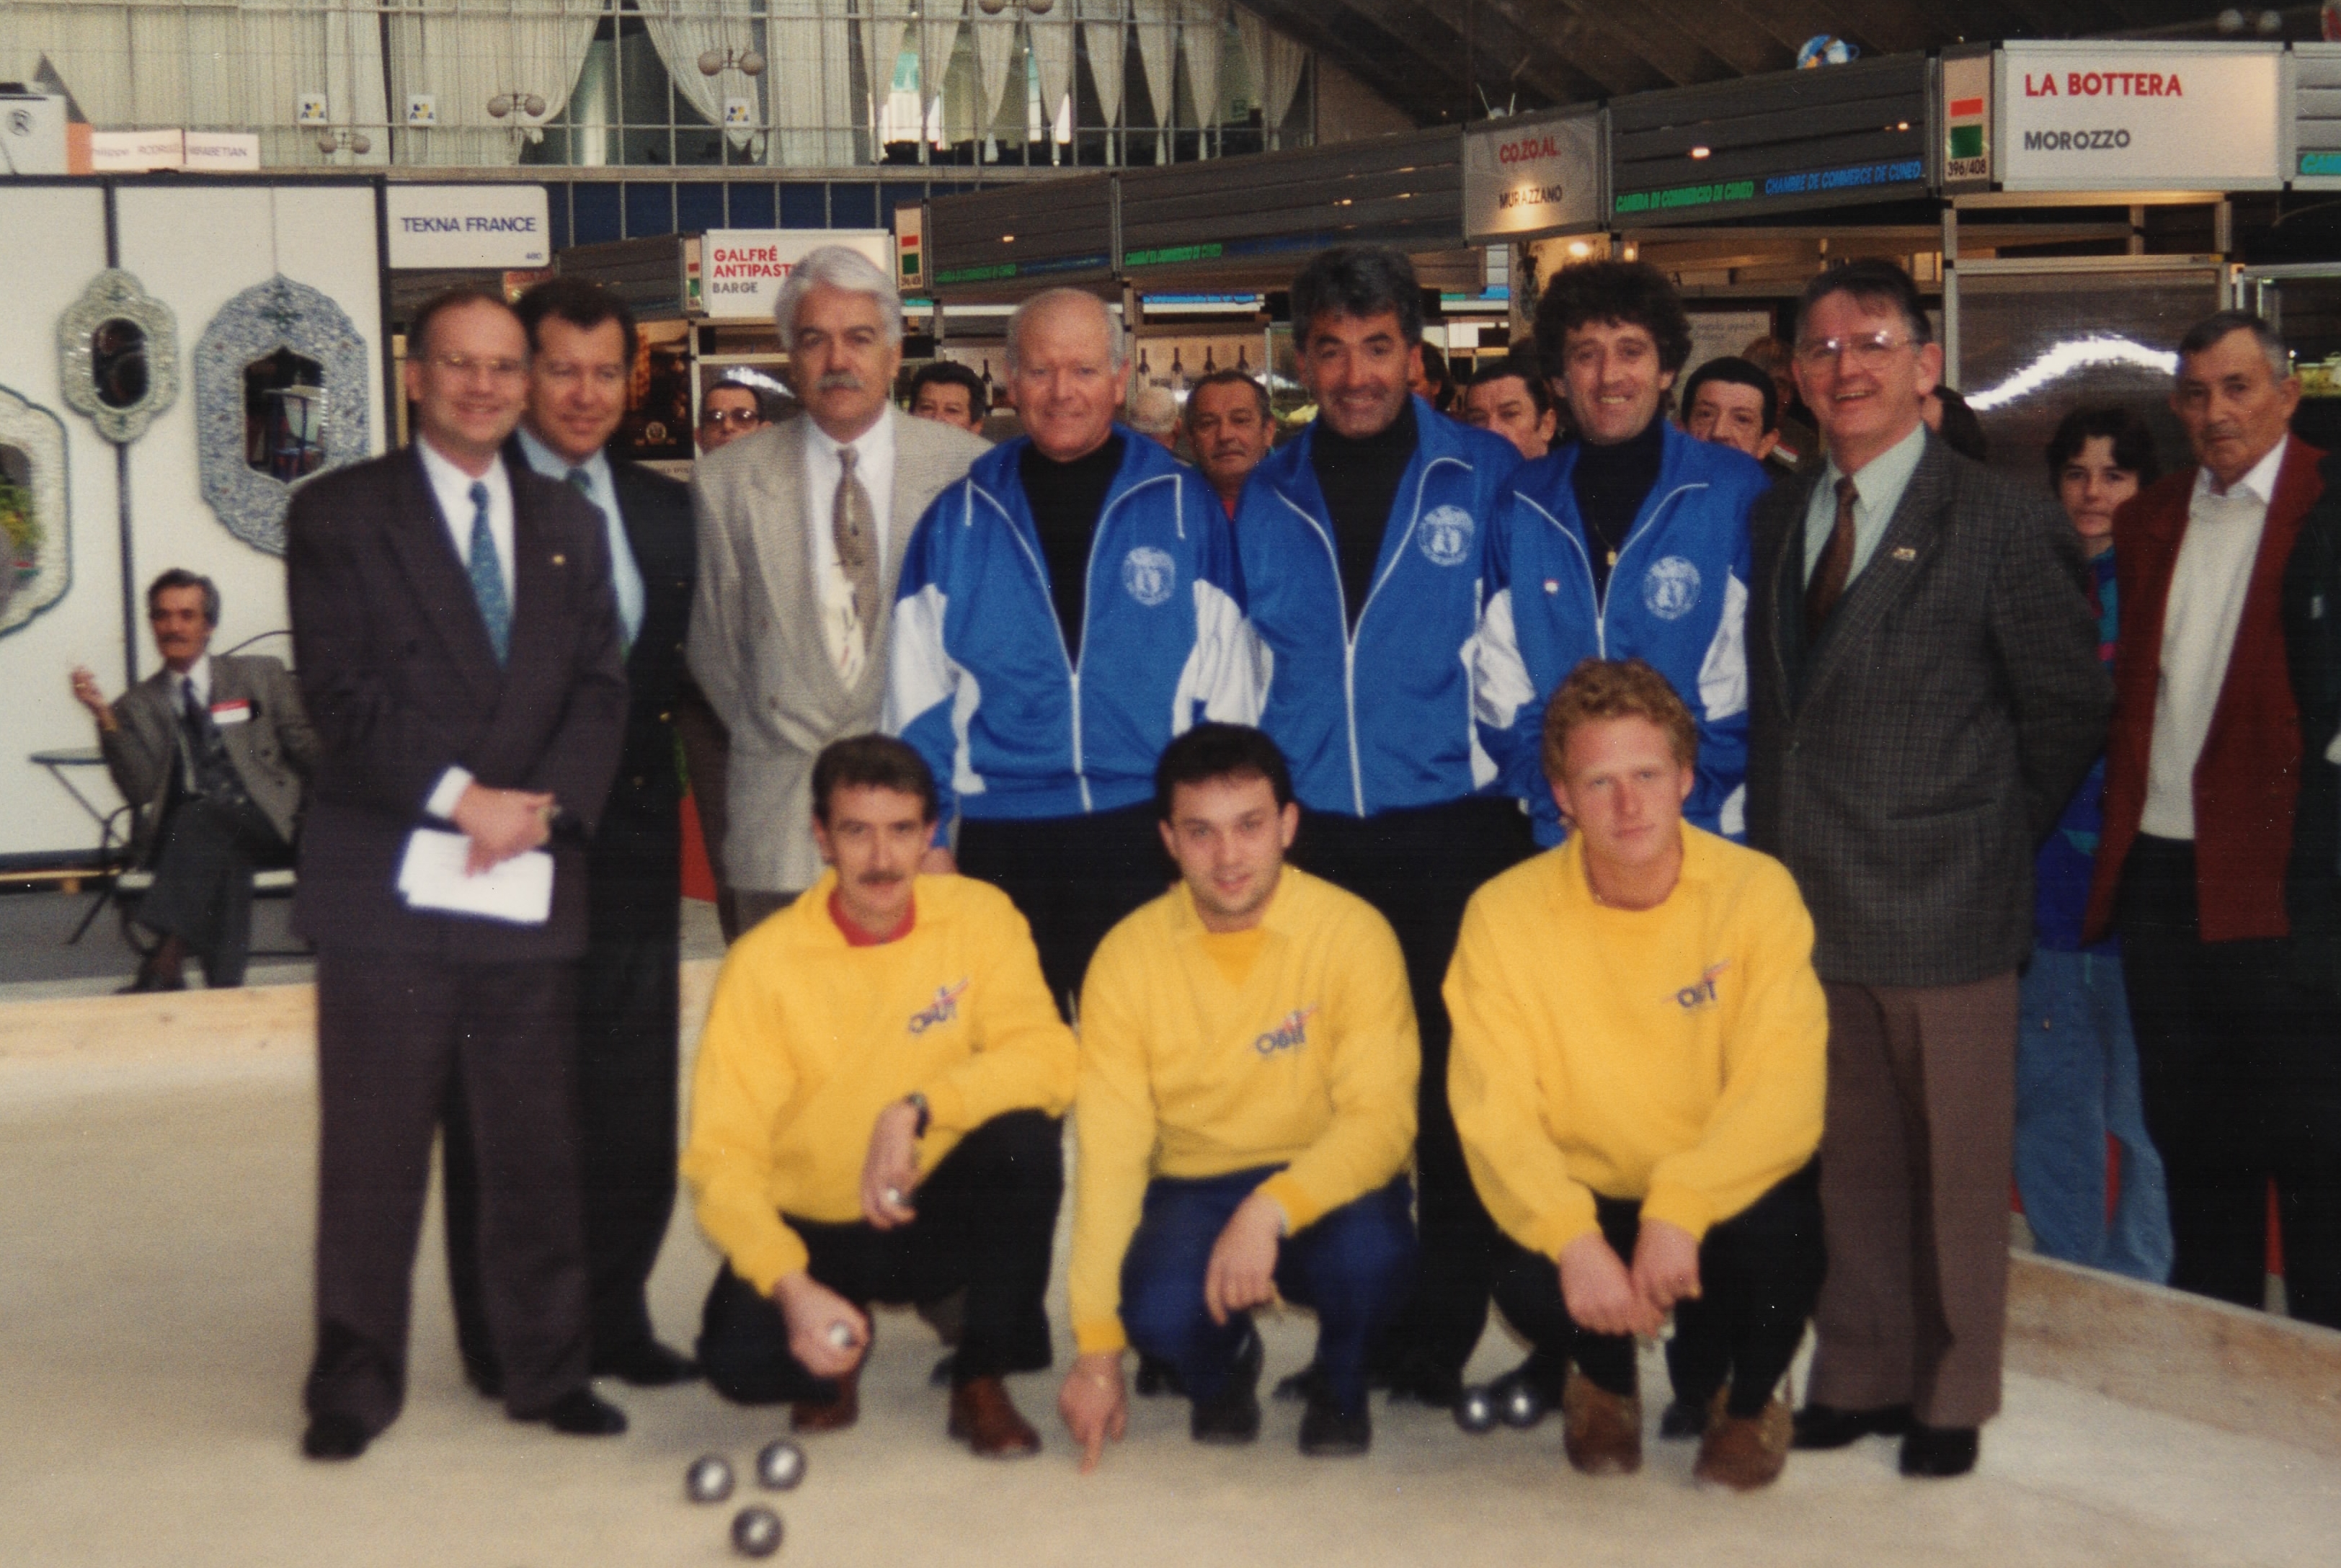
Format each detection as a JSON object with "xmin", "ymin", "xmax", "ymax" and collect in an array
[{"xmin": 884, "ymin": 428, "xmax": 1264, "ymax": 823}]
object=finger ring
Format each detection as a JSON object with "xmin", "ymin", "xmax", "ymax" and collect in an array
[{"xmin": 884, "ymin": 1187, "xmax": 905, "ymax": 1207}]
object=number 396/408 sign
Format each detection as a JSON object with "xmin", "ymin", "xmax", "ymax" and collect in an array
[{"xmin": 1996, "ymin": 42, "xmax": 2283, "ymax": 191}]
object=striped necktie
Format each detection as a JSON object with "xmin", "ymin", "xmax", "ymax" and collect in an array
[{"xmin": 468, "ymin": 480, "xmax": 511, "ymax": 666}]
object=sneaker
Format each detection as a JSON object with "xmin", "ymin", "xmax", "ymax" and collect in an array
[
  {"xmin": 1298, "ymin": 1389, "xmax": 1372, "ymax": 1457},
  {"xmin": 1694, "ymin": 1397, "xmax": 1791, "ymax": 1491},
  {"xmin": 1561, "ymin": 1371, "xmax": 1642, "ymax": 1476},
  {"xmin": 1189, "ymin": 1329, "xmax": 1263, "ymax": 1446}
]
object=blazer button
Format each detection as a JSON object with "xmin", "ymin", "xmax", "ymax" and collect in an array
[
  {"xmin": 659, "ymin": 710, "xmax": 671, "ymax": 721},
  {"xmin": 633, "ymin": 775, "xmax": 647, "ymax": 788}
]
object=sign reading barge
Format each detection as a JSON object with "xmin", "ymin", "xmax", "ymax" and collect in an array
[
  {"xmin": 1996, "ymin": 41, "xmax": 2282, "ymax": 191},
  {"xmin": 1608, "ymin": 53, "xmax": 1929, "ymax": 225}
]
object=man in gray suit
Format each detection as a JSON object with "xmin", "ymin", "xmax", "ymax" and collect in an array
[
  {"xmin": 71, "ymin": 568, "xmax": 316, "ymax": 991},
  {"xmin": 1745, "ymin": 261, "xmax": 2109, "ymax": 1479},
  {"xmin": 689, "ymin": 246, "xmax": 987, "ymax": 925}
]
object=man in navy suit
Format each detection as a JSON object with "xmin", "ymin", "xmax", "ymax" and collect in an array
[{"xmin": 286, "ymin": 285, "xmax": 630, "ymax": 1459}]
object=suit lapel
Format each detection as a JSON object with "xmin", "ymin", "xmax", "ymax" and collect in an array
[
  {"xmin": 1763, "ymin": 473, "xmax": 1819, "ymax": 710},
  {"xmin": 1800, "ymin": 436, "xmax": 1951, "ymax": 706},
  {"xmin": 386, "ymin": 447, "xmax": 504, "ymax": 701},
  {"xmin": 754, "ymin": 420, "xmax": 851, "ymax": 707}
]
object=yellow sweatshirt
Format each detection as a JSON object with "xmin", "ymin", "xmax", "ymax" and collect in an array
[
  {"xmin": 681, "ymin": 871, "xmax": 1078, "ymax": 1294},
  {"xmin": 1445, "ymin": 826, "xmax": 1825, "ymax": 1259},
  {"xmin": 1070, "ymin": 867, "xmax": 1419, "ymax": 1355}
]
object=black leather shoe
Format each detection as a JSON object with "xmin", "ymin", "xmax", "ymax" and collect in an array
[
  {"xmin": 1135, "ymin": 1351, "xmax": 1187, "ymax": 1398},
  {"xmin": 1298, "ymin": 1390, "xmax": 1372, "ymax": 1457},
  {"xmin": 1189, "ymin": 1329, "xmax": 1263, "ymax": 1445},
  {"xmin": 592, "ymin": 1340, "xmax": 699, "ymax": 1387},
  {"xmin": 1791, "ymin": 1402, "xmax": 1914, "ymax": 1451},
  {"xmin": 1899, "ymin": 1423, "xmax": 1979, "ymax": 1478},
  {"xmin": 301, "ymin": 1412, "xmax": 370, "ymax": 1461},
  {"xmin": 520, "ymin": 1387, "xmax": 628, "ymax": 1437}
]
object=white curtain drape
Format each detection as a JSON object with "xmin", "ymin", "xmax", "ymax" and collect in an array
[
  {"xmin": 1178, "ymin": 0, "xmax": 1220, "ymax": 149},
  {"xmin": 1131, "ymin": 0, "xmax": 1176, "ymax": 153},
  {"xmin": 1237, "ymin": 5, "xmax": 1302, "ymax": 146},
  {"xmin": 1078, "ymin": 0, "xmax": 1124, "ymax": 133},
  {"xmin": 386, "ymin": 0, "xmax": 604, "ymax": 168},
  {"xmin": 638, "ymin": 0, "xmax": 758, "ymax": 152},
  {"xmin": 767, "ymin": 0, "xmax": 855, "ymax": 166},
  {"xmin": 1028, "ymin": 12, "xmax": 1076, "ymax": 138},
  {"xmin": 860, "ymin": 0, "xmax": 916, "ymax": 146},
  {"xmin": 921, "ymin": 0, "xmax": 967, "ymax": 143},
  {"xmin": 3, "ymin": 0, "xmax": 391, "ymax": 167},
  {"xmin": 969, "ymin": 15, "xmax": 1017, "ymax": 143}
]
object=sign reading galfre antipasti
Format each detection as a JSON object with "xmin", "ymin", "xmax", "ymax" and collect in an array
[
  {"xmin": 385, "ymin": 185, "xmax": 551, "ymax": 270},
  {"xmin": 1996, "ymin": 41, "xmax": 2283, "ymax": 191},
  {"xmin": 693, "ymin": 230, "xmax": 892, "ymax": 319}
]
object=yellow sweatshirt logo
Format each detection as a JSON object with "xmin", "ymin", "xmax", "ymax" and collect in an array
[
  {"xmin": 1253, "ymin": 1005, "xmax": 1318, "ymax": 1056},
  {"xmin": 910, "ymin": 978, "xmax": 971, "ymax": 1034},
  {"xmin": 1673, "ymin": 961, "xmax": 1730, "ymax": 1012}
]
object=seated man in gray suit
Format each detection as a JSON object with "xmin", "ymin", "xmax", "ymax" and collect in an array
[
  {"xmin": 689, "ymin": 246, "xmax": 988, "ymax": 927},
  {"xmin": 70, "ymin": 568, "xmax": 316, "ymax": 992}
]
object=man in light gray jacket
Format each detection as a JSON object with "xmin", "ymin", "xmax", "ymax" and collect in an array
[{"xmin": 688, "ymin": 246, "xmax": 987, "ymax": 925}]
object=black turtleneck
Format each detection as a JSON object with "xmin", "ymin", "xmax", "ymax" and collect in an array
[
  {"xmin": 1019, "ymin": 433, "xmax": 1124, "ymax": 659},
  {"xmin": 1310, "ymin": 399, "xmax": 1418, "ymax": 630},
  {"xmin": 1571, "ymin": 416, "xmax": 1666, "ymax": 602}
]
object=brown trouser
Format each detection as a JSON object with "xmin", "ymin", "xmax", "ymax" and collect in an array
[{"xmin": 1805, "ymin": 971, "xmax": 2017, "ymax": 1429}]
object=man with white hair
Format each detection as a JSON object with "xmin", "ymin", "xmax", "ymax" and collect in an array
[
  {"xmin": 689, "ymin": 245, "xmax": 990, "ymax": 928},
  {"xmin": 887, "ymin": 286, "xmax": 1263, "ymax": 1014},
  {"xmin": 1128, "ymin": 383, "xmax": 1182, "ymax": 453}
]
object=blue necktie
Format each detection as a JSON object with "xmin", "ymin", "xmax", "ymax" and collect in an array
[{"xmin": 467, "ymin": 480, "xmax": 511, "ymax": 666}]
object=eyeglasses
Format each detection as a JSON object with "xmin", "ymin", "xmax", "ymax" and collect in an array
[
  {"xmin": 430, "ymin": 352, "xmax": 528, "ymax": 382},
  {"xmin": 1793, "ymin": 332, "xmax": 1914, "ymax": 371},
  {"xmin": 700, "ymin": 408, "xmax": 764, "ymax": 429}
]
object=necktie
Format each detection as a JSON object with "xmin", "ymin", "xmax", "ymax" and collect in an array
[
  {"xmin": 1804, "ymin": 474, "xmax": 1859, "ymax": 641},
  {"xmin": 833, "ymin": 446, "xmax": 881, "ymax": 645},
  {"xmin": 565, "ymin": 466, "xmax": 593, "ymax": 500},
  {"xmin": 179, "ymin": 677, "xmax": 239, "ymax": 799},
  {"xmin": 468, "ymin": 480, "xmax": 512, "ymax": 666}
]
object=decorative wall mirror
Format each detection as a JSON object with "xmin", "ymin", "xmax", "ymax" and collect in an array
[
  {"xmin": 58, "ymin": 269, "xmax": 179, "ymax": 445},
  {"xmin": 0, "ymin": 382, "xmax": 71, "ymax": 638},
  {"xmin": 194, "ymin": 275, "xmax": 370, "ymax": 556}
]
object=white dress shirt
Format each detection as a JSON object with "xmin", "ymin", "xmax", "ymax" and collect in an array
[
  {"xmin": 2141, "ymin": 437, "xmax": 2288, "ymax": 840},
  {"xmin": 415, "ymin": 440, "xmax": 515, "ymax": 820},
  {"xmin": 801, "ymin": 408, "xmax": 897, "ymax": 685},
  {"xmin": 515, "ymin": 426, "xmax": 644, "ymax": 646}
]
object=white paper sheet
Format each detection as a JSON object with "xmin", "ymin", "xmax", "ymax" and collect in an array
[{"xmin": 396, "ymin": 829, "xmax": 554, "ymax": 926}]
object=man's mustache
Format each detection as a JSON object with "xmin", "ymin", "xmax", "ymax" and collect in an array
[{"xmin": 817, "ymin": 371, "xmax": 865, "ymax": 393}]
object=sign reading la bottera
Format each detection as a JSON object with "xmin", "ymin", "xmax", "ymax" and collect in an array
[{"xmin": 1997, "ymin": 43, "xmax": 2282, "ymax": 190}]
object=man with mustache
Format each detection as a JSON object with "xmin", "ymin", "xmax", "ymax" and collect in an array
[
  {"xmin": 886, "ymin": 288, "xmax": 1262, "ymax": 1016},
  {"xmin": 689, "ymin": 247, "xmax": 988, "ymax": 932},
  {"xmin": 2087, "ymin": 312, "xmax": 2339, "ymax": 1329},
  {"xmin": 1185, "ymin": 369, "xmax": 1274, "ymax": 519},
  {"xmin": 683, "ymin": 735, "xmax": 1077, "ymax": 1456},
  {"xmin": 1745, "ymin": 260, "xmax": 2109, "ymax": 1479}
]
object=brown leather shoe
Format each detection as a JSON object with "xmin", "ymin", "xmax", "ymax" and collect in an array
[
  {"xmin": 791, "ymin": 1364, "xmax": 861, "ymax": 1433},
  {"xmin": 947, "ymin": 1375, "xmax": 1041, "ymax": 1458},
  {"xmin": 1694, "ymin": 1396, "xmax": 1792, "ymax": 1491},
  {"xmin": 1561, "ymin": 1371, "xmax": 1643, "ymax": 1476}
]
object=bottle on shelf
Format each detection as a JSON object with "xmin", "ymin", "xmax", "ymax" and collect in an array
[
  {"xmin": 1202, "ymin": 344, "xmax": 1218, "ymax": 375},
  {"xmin": 980, "ymin": 358, "xmax": 995, "ymax": 408},
  {"xmin": 1170, "ymin": 346, "xmax": 1188, "ymax": 393},
  {"xmin": 1235, "ymin": 343, "xmax": 1252, "ymax": 375}
]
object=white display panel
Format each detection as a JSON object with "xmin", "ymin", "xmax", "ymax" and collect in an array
[{"xmin": 1996, "ymin": 42, "xmax": 2283, "ymax": 192}]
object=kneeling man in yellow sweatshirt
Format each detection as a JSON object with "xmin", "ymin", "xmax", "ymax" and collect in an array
[
  {"xmin": 1059, "ymin": 724, "xmax": 1419, "ymax": 1466},
  {"xmin": 682, "ymin": 735, "xmax": 1078, "ymax": 1458},
  {"xmin": 1449, "ymin": 659, "xmax": 1826, "ymax": 1491}
]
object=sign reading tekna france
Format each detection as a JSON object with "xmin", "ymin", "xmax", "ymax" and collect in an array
[
  {"xmin": 690, "ymin": 230, "xmax": 890, "ymax": 320},
  {"xmin": 1997, "ymin": 42, "xmax": 2283, "ymax": 192},
  {"xmin": 385, "ymin": 185, "xmax": 551, "ymax": 270},
  {"xmin": 1462, "ymin": 112, "xmax": 1603, "ymax": 241}
]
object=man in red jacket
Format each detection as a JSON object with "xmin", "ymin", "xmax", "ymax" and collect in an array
[{"xmin": 2084, "ymin": 311, "xmax": 2338, "ymax": 1327}]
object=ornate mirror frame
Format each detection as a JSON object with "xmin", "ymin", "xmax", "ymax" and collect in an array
[
  {"xmin": 0, "ymin": 382, "xmax": 71, "ymax": 638},
  {"xmin": 57, "ymin": 268, "xmax": 180, "ymax": 445},
  {"xmin": 194, "ymin": 275, "xmax": 373, "ymax": 556}
]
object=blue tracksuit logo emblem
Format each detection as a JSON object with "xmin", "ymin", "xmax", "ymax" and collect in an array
[
  {"xmin": 1253, "ymin": 1006, "xmax": 1318, "ymax": 1055},
  {"xmin": 1121, "ymin": 545, "xmax": 1176, "ymax": 607},
  {"xmin": 1643, "ymin": 556, "xmax": 1702, "ymax": 620},
  {"xmin": 910, "ymin": 978, "xmax": 971, "ymax": 1033},
  {"xmin": 1416, "ymin": 505, "xmax": 1475, "ymax": 567}
]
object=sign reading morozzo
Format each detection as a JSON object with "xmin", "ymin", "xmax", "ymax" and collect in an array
[{"xmin": 1996, "ymin": 41, "xmax": 2282, "ymax": 191}]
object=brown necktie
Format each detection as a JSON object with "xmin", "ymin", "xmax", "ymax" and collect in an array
[
  {"xmin": 1805, "ymin": 474, "xmax": 1859, "ymax": 640},
  {"xmin": 833, "ymin": 445, "xmax": 881, "ymax": 638}
]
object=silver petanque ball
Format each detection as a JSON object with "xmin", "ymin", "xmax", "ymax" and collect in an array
[
  {"xmin": 732, "ymin": 1505, "xmax": 784, "ymax": 1557},
  {"xmin": 1454, "ymin": 1385, "xmax": 1499, "ymax": 1435},
  {"xmin": 685, "ymin": 1453, "xmax": 735, "ymax": 1503},
  {"xmin": 756, "ymin": 1438, "xmax": 807, "ymax": 1492},
  {"xmin": 1498, "ymin": 1379, "xmax": 1547, "ymax": 1430}
]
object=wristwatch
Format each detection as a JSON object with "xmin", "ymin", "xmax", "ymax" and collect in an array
[{"xmin": 903, "ymin": 1091, "xmax": 931, "ymax": 1139}]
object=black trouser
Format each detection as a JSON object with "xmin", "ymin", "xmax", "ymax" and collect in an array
[
  {"xmin": 956, "ymin": 803, "xmax": 1170, "ymax": 1017},
  {"xmin": 1291, "ymin": 795, "xmax": 1536, "ymax": 1388},
  {"xmin": 445, "ymin": 928, "xmax": 682, "ymax": 1375},
  {"xmin": 698, "ymin": 1109, "xmax": 1064, "ymax": 1402},
  {"xmin": 1489, "ymin": 1164, "xmax": 1824, "ymax": 1419},
  {"xmin": 307, "ymin": 953, "xmax": 590, "ymax": 1435},
  {"xmin": 135, "ymin": 793, "xmax": 290, "ymax": 986},
  {"xmin": 2118, "ymin": 837, "xmax": 2341, "ymax": 1328}
]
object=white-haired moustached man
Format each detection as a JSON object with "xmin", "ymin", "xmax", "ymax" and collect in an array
[{"xmin": 687, "ymin": 245, "xmax": 991, "ymax": 931}]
